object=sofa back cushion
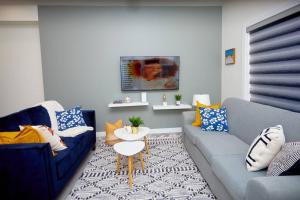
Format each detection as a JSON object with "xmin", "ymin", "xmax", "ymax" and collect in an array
[
  {"xmin": 0, "ymin": 106, "xmax": 51, "ymax": 132},
  {"xmin": 0, "ymin": 111, "xmax": 32, "ymax": 131},
  {"xmin": 25, "ymin": 106, "xmax": 51, "ymax": 127},
  {"xmin": 223, "ymin": 98, "xmax": 300, "ymax": 145}
]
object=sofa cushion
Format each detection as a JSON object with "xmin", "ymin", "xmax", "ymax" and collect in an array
[
  {"xmin": 192, "ymin": 102, "xmax": 221, "ymax": 126},
  {"xmin": 0, "ymin": 111, "xmax": 32, "ymax": 131},
  {"xmin": 200, "ymin": 107, "xmax": 229, "ymax": 132},
  {"xmin": 195, "ymin": 133, "xmax": 249, "ymax": 164},
  {"xmin": 184, "ymin": 124, "xmax": 201, "ymax": 144},
  {"xmin": 184, "ymin": 124, "xmax": 226, "ymax": 145},
  {"xmin": 211, "ymin": 154, "xmax": 266, "ymax": 200},
  {"xmin": 267, "ymin": 142, "xmax": 300, "ymax": 176},
  {"xmin": 55, "ymin": 106, "xmax": 86, "ymax": 131},
  {"xmin": 54, "ymin": 132, "xmax": 90, "ymax": 179},
  {"xmin": 246, "ymin": 125, "xmax": 285, "ymax": 172},
  {"xmin": 25, "ymin": 106, "xmax": 51, "ymax": 127},
  {"xmin": 223, "ymin": 98, "xmax": 300, "ymax": 144}
]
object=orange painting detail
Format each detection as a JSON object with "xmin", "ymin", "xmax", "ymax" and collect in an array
[
  {"xmin": 128, "ymin": 58, "xmax": 178, "ymax": 81},
  {"xmin": 121, "ymin": 56, "xmax": 180, "ymax": 91}
]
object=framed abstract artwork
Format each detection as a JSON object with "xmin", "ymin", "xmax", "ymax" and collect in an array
[
  {"xmin": 120, "ymin": 56, "xmax": 180, "ymax": 91},
  {"xmin": 225, "ymin": 48, "xmax": 236, "ymax": 65}
]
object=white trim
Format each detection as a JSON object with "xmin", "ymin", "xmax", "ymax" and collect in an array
[
  {"xmin": 38, "ymin": 0, "xmax": 223, "ymax": 7},
  {"xmin": 96, "ymin": 127, "xmax": 182, "ymax": 138},
  {"xmin": 242, "ymin": 27, "xmax": 250, "ymax": 101},
  {"xmin": 96, "ymin": 132, "xmax": 106, "ymax": 138},
  {"xmin": 149, "ymin": 127, "xmax": 182, "ymax": 134}
]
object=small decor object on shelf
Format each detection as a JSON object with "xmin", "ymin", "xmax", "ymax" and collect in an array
[
  {"xmin": 124, "ymin": 125, "xmax": 132, "ymax": 134},
  {"xmin": 141, "ymin": 92, "xmax": 147, "ymax": 102},
  {"xmin": 225, "ymin": 48, "xmax": 236, "ymax": 65},
  {"xmin": 162, "ymin": 94, "xmax": 168, "ymax": 106},
  {"xmin": 113, "ymin": 100, "xmax": 123, "ymax": 104},
  {"xmin": 175, "ymin": 94, "xmax": 182, "ymax": 105},
  {"xmin": 129, "ymin": 116, "xmax": 144, "ymax": 134},
  {"xmin": 125, "ymin": 96, "xmax": 131, "ymax": 103}
]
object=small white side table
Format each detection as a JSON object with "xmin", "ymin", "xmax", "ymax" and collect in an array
[
  {"xmin": 113, "ymin": 141, "xmax": 145, "ymax": 189},
  {"xmin": 114, "ymin": 127, "xmax": 150, "ymax": 154}
]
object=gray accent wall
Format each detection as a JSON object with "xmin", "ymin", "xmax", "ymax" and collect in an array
[{"xmin": 39, "ymin": 6, "xmax": 221, "ymax": 131}]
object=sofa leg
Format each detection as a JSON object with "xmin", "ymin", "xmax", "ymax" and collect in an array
[{"xmin": 92, "ymin": 144, "xmax": 96, "ymax": 151}]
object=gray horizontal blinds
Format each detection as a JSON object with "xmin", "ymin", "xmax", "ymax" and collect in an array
[{"xmin": 248, "ymin": 5, "xmax": 300, "ymax": 112}]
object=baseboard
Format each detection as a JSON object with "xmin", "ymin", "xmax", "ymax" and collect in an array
[{"xmin": 96, "ymin": 127, "xmax": 182, "ymax": 138}]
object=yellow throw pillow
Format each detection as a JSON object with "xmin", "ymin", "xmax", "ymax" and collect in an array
[
  {"xmin": 105, "ymin": 119, "xmax": 123, "ymax": 145},
  {"xmin": 192, "ymin": 101, "xmax": 221, "ymax": 126},
  {"xmin": 0, "ymin": 126, "xmax": 46, "ymax": 144}
]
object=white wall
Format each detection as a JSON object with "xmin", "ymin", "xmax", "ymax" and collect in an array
[
  {"xmin": 0, "ymin": 5, "xmax": 44, "ymax": 116},
  {"xmin": 221, "ymin": 0, "xmax": 299, "ymax": 101},
  {"xmin": 39, "ymin": 6, "xmax": 222, "ymax": 130},
  {"xmin": 0, "ymin": 5, "xmax": 38, "ymax": 21},
  {"xmin": 2, "ymin": 1, "xmax": 299, "ymax": 116}
]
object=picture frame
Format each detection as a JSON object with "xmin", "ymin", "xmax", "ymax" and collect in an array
[
  {"xmin": 225, "ymin": 48, "xmax": 236, "ymax": 65},
  {"xmin": 120, "ymin": 56, "xmax": 180, "ymax": 91}
]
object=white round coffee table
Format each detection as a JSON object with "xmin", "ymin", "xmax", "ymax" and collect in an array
[
  {"xmin": 113, "ymin": 141, "xmax": 145, "ymax": 189},
  {"xmin": 114, "ymin": 127, "xmax": 150, "ymax": 154}
]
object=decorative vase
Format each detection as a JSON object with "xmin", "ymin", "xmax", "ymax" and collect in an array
[
  {"xmin": 132, "ymin": 127, "xmax": 139, "ymax": 134},
  {"xmin": 176, "ymin": 101, "xmax": 181, "ymax": 106},
  {"xmin": 141, "ymin": 92, "xmax": 147, "ymax": 102},
  {"xmin": 125, "ymin": 96, "xmax": 131, "ymax": 103},
  {"xmin": 124, "ymin": 125, "xmax": 132, "ymax": 133},
  {"xmin": 162, "ymin": 94, "xmax": 167, "ymax": 106}
]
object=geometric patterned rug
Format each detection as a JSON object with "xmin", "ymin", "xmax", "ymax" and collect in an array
[{"xmin": 67, "ymin": 133, "xmax": 216, "ymax": 200}]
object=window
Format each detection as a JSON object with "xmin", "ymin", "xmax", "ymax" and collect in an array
[{"xmin": 246, "ymin": 5, "xmax": 300, "ymax": 112}]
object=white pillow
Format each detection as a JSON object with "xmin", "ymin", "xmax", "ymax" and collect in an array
[
  {"xmin": 20, "ymin": 125, "xmax": 67, "ymax": 151},
  {"xmin": 36, "ymin": 100, "xmax": 64, "ymax": 132},
  {"xmin": 246, "ymin": 125, "xmax": 285, "ymax": 171},
  {"xmin": 56, "ymin": 126, "xmax": 94, "ymax": 137}
]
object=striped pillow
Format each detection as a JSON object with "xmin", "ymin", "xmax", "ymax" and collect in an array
[
  {"xmin": 267, "ymin": 142, "xmax": 300, "ymax": 176},
  {"xmin": 246, "ymin": 125, "xmax": 285, "ymax": 171}
]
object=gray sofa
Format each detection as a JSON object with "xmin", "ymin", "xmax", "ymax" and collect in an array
[{"xmin": 182, "ymin": 98, "xmax": 300, "ymax": 200}]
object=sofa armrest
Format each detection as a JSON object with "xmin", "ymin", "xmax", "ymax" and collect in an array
[
  {"xmin": 0, "ymin": 143, "xmax": 55, "ymax": 199},
  {"xmin": 246, "ymin": 176, "xmax": 300, "ymax": 200},
  {"xmin": 182, "ymin": 111, "xmax": 195, "ymax": 125},
  {"xmin": 82, "ymin": 110, "xmax": 96, "ymax": 131}
]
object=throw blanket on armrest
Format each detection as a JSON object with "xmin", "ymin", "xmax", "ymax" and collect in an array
[
  {"xmin": 0, "ymin": 126, "xmax": 46, "ymax": 144},
  {"xmin": 56, "ymin": 126, "xmax": 94, "ymax": 137}
]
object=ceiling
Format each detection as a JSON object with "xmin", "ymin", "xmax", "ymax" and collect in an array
[{"xmin": 0, "ymin": 0, "xmax": 224, "ymax": 6}]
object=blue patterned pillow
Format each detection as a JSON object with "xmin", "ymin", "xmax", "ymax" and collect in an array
[
  {"xmin": 55, "ymin": 106, "xmax": 87, "ymax": 131},
  {"xmin": 200, "ymin": 107, "xmax": 229, "ymax": 132}
]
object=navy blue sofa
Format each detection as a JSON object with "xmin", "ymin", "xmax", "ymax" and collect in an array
[{"xmin": 0, "ymin": 105, "xmax": 96, "ymax": 200}]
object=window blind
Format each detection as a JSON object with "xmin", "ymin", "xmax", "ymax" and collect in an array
[{"xmin": 247, "ymin": 5, "xmax": 300, "ymax": 112}]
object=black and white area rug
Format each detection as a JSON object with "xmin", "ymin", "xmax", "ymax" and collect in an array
[{"xmin": 67, "ymin": 134, "xmax": 216, "ymax": 200}]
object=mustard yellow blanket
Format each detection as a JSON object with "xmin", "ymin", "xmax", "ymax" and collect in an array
[{"xmin": 0, "ymin": 126, "xmax": 46, "ymax": 144}]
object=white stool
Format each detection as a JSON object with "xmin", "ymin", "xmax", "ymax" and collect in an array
[{"xmin": 113, "ymin": 141, "xmax": 145, "ymax": 189}]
